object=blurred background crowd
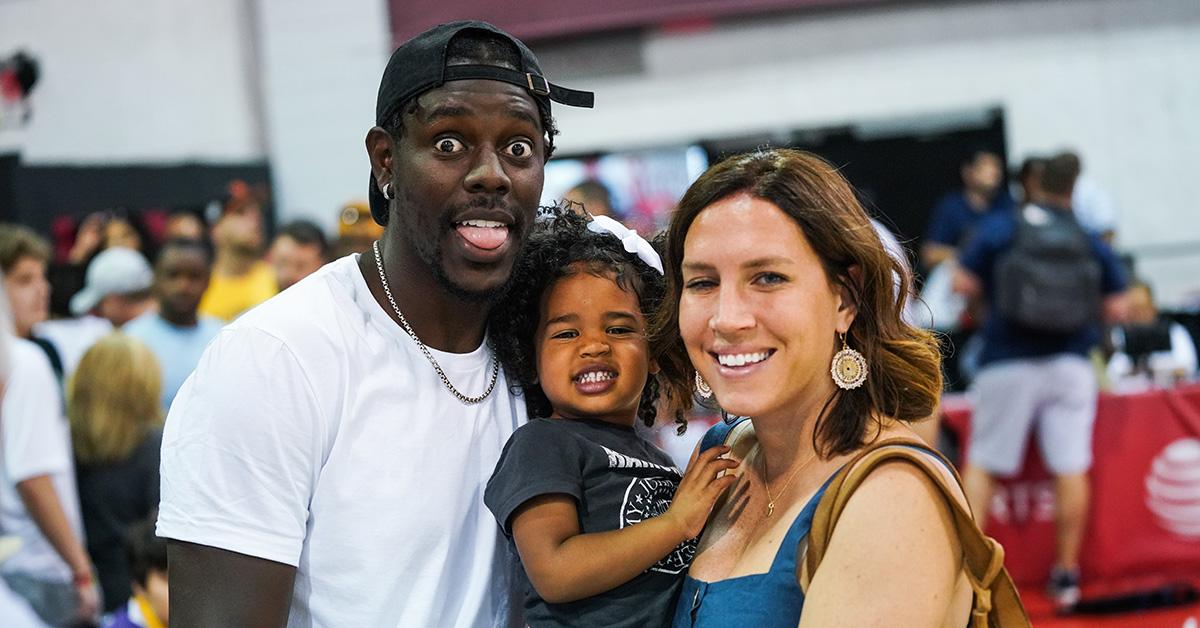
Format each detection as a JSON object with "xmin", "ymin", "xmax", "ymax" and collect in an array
[{"xmin": 0, "ymin": 0, "xmax": 1198, "ymax": 626}]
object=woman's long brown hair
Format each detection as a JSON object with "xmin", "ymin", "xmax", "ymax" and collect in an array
[{"xmin": 652, "ymin": 148, "xmax": 942, "ymax": 457}]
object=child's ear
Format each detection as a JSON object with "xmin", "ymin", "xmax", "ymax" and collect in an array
[{"xmin": 648, "ymin": 358, "xmax": 661, "ymax": 376}]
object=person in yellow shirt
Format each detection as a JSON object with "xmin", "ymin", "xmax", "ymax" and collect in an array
[{"xmin": 198, "ymin": 195, "xmax": 277, "ymax": 321}]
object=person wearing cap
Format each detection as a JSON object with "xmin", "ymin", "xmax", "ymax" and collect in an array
[
  {"xmin": 158, "ymin": 21, "xmax": 593, "ymax": 627},
  {"xmin": 34, "ymin": 247, "xmax": 155, "ymax": 380},
  {"xmin": 330, "ymin": 200, "xmax": 385, "ymax": 258},
  {"xmin": 68, "ymin": 247, "xmax": 156, "ymax": 329}
]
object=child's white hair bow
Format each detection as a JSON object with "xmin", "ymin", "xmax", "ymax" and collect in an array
[{"xmin": 585, "ymin": 215, "xmax": 664, "ymax": 275}]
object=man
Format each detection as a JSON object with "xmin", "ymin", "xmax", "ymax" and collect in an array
[
  {"xmin": 0, "ymin": 225, "xmax": 58, "ymax": 375},
  {"xmin": 1106, "ymin": 280, "xmax": 1197, "ymax": 383},
  {"xmin": 124, "ymin": 238, "xmax": 223, "ymax": 410},
  {"xmin": 197, "ymin": 194, "xmax": 277, "ymax": 321},
  {"xmin": 267, "ymin": 220, "xmax": 328, "ymax": 291},
  {"xmin": 2, "ymin": 292, "xmax": 100, "ymax": 625},
  {"xmin": 954, "ymin": 152, "xmax": 1128, "ymax": 612},
  {"xmin": 157, "ymin": 21, "xmax": 593, "ymax": 627},
  {"xmin": 68, "ymin": 247, "xmax": 155, "ymax": 329},
  {"xmin": 922, "ymin": 148, "xmax": 1015, "ymax": 269},
  {"xmin": 1013, "ymin": 156, "xmax": 1046, "ymax": 207},
  {"xmin": 33, "ymin": 247, "xmax": 155, "ymax": 378},
  {"xmin": 0, "ymin": 273, "xmax": 63, "ymax": 628}
]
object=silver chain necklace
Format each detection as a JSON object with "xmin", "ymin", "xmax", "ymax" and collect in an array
[{"xmin": 372, "ymin": 240, "xmax": 499, "ymax": 404}]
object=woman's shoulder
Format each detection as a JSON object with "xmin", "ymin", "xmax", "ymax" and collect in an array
[
  {"xmin": 698, "ymin": 416, "xmax": 753, "ymax": 452},
  {"xmin": 833, "ymin": 426, "xmax": 968, "ymax": 546},
  {"xmin": 849, "ymin": 422, "xmax": 966, "ymax": 505},
  {"xmin": 801, "ymin": 448, "xmax": 969, "ymax": 627}
]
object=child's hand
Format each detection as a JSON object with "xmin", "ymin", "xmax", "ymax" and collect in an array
[{"xmin": 664, "ymin": 445, "xmax": 740, "ymax": 539}]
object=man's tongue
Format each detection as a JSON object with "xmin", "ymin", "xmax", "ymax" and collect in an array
[{"xmin": 456, "ymin": 224, "xmax": 508, "ymax": 251}]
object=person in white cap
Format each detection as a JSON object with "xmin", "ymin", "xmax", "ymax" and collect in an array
[
  {"xmin": 68, "ymin": 247, "xmax": 155, "ymax": 328},
  {"xmin": 35, "ymin": 247, "xmax": 155, "ymax": 377}
]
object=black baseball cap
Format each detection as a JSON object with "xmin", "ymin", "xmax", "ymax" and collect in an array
[{"xmin": 368, "ymin": 20, "xmax": 595, "ymax": 225}]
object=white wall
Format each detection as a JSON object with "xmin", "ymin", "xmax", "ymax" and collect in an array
[
  {"xmin": 548, "ymin": 0, "xmax": 1200, "ymax": 304},
  {"xmin": 3, "ymin": 0, "xmax": 1196, "ymax": 302},
  {"xmin": 0, "ymin": 0, "xmax": 264, "ymax": 163},
  {"xmin": 253, "ymin": 0, "xmax": 391, "ymax": 230}
]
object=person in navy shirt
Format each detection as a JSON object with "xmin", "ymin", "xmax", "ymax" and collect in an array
[
  {"xmin": 922, "ymin": 148, "xmax": 1015, "ymax": 270},
  {"xmin": 953, "ymin": 152, "xmax": 1128, "ymax": 612}
]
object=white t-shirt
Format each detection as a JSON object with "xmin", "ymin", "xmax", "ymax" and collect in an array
[
  {"xmin": 32, "ymin": 315, "xmax": 112, "ymax": 377},
  {"xmin": 157, "ymin": 255, "xmax": 527, "ymax": 628},
  {"xmin": 1108, "ymin": 321, "xmax": 1199, "ymax": 382},
  {"xmin": 1072, "ymin": 174, "xmax": 1118, "ymax": 236},
  {"xmin": 0, "ymin": 336, "xmax": 84, "ymax": 582},
  {"xmin": 0, "ymin": 579, "xmax": 49, "ymax": 628}
]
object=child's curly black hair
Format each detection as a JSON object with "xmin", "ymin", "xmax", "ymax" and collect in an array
[{"xmin": 488, "ymin": 205, "xmax": 690, "ymax": 433}]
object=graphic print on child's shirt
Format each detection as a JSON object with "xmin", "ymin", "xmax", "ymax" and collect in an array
[
  {"xmin": 485, "ymin": 417, "xmax": 697, "ymax": 628},
  {"xmin": 603, "ymin": 445, "xmax": 698, "ymax": 574}
]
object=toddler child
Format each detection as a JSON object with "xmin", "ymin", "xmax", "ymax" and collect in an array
[{"xmin": 485, "ymin": 208, "xmax": 737, "ymax": 627}]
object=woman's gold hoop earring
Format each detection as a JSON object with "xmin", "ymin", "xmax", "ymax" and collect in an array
[
  {"xmin": 694, "ymin": 371, "xmax": 714, "ymax": 400},
  {"xmin": 830, "ymin": 332, "xmax": 868, "ymax": 390}
]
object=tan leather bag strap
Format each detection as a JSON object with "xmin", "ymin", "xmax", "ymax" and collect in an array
[{"xmin": 800, "ymin": 437, "xmax": 1030, "ymax": 627}]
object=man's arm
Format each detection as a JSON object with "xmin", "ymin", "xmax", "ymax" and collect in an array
[
  {"xmin": 169, "ymin": 541, "xmax": 296, "ymax": 628},
  {"xmin": 16, "ymin": 475, "xmax": 99, "ymax": 620},
  {"xmin": 1103, "ymin": 293, "xmax": 1129, "ymax": 325},
  {"xmin": 157, "ymin": 329, "xmax": 323, "ymax": 627},
  {"xmin": 952, "ymin": 265, "xmax": 983, "ymax": 299}
]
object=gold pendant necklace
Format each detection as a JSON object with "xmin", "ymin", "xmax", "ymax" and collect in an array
[{"xmin": 759, "ymin": 445, "xmax": 818, "ymax": 517}]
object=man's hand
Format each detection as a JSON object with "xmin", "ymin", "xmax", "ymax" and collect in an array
[
  {"xmin": 73, "ymin": 572, "xmax": 101, "ymax": 623},
  {"xmin": 1103, "ymin": 293, "xmax": 1129, "ymax": 325},
  {"xmin": 921, "ymin": 243, "xmax": 957, "ymax": 271},
  {"xmin": 951, "ymin": 264, "xmax": 982, "ymax": 298}
]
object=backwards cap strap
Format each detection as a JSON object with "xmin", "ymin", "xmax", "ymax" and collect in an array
[{"xmin": 442, "ymin": 65, "xmax": 594, "ymax": 108}]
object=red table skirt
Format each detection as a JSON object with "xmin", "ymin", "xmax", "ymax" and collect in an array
[{"xmin": 941, "ymin": 383, "xmax": 1200, "ymax": 595}]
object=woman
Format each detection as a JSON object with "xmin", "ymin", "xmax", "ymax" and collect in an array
[
  {"xmin": 69, "ymin": 332, "xmax": 164, "ymax": 613},
  {"xmin": 657, "ymin": 149, "xmax": 973, "ymax": 626}
]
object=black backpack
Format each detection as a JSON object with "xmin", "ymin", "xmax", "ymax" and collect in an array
[{"xmin": 994, "ymin": 204, "xmax": 1102, "ymax": 335}]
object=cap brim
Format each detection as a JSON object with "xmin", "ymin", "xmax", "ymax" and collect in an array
[{"xmin": 69, "ymin": 287, "xmax": 101, "ymax": 316}]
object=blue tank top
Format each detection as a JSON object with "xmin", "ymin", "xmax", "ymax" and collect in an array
[
  {"xmin": 671, "ymin": 418, "xmax": 838, "ymax": 628},
  {"xmin": 677, "ymin": 416, "xmax": 979, "ymax": 627}
]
